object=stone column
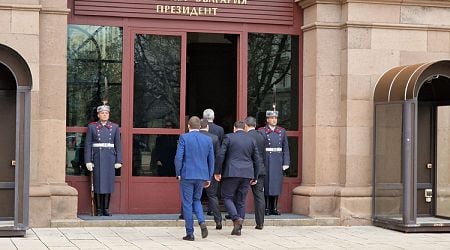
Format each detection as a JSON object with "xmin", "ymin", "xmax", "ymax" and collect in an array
[
  {"xmin": 28, "ymin": 1, "xmax": 77, "ymax": 227},
  {"xmin": 293, "ymin": 0, "xmax": 344, "ymax": 220}
]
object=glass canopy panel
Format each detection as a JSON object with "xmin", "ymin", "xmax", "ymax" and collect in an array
[
  {"xmin": 436, "ymin": 106, "xmax": 450, "ymax": 218},
  {"xmin": 374, "ymin": 103, "xmax": 403, "ymax": 221}
]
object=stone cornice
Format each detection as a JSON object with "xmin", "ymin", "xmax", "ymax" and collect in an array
[
  {"xmin": 302, "ymin": 21, "xmax": 450, "ymax": 32},
  {"xmin": 41, "ymin": 7, "xmax": 71, "ymax": 15},
  {"xmin": 0, "ymin": 4, "xmax": 42, "ymax": 12},
  {"xmin": 0, "ymin": 4, "xmax": 70, "ymax": 15},
  {"xmin": 296, "ymin": 0, "xmax": 450, "ymax": 9},
  {"xmin": 296, "ymin": 0, "xmax": 342, "ymax": 9}
]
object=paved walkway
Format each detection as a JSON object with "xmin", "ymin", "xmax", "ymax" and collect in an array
[{"xmin": 2, "ymin": 226, "xmax": 450, "ymax": 249}]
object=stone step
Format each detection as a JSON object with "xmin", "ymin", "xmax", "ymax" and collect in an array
[{"xmin": 51, "ymin": 214, "xmax": 340, "ymax": 227}]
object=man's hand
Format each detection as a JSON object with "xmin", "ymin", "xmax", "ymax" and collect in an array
[
  {"xmin": 250, "ymin": 179, "xmax": 258, "ymax": 186},
  {"xmin": 156, "ymin": 161, "xmax": 162, "ymax": 166},
  {"xmin": 86, "ymin": 163, "xmax": 94, "ymax": 171},
  {"xmin": 214, "ymin": 174, "xmax": 221, "ymax": 182},
  {"xmin": 114, "ymin": 163, "xmax": 122, "ymax": 169},
  {"xmin": 204, "ymin": 181, "xmax": 211, "ymax": 188},
  {"xmin": 176, "ymin": 176, "xmax": 181, "ymax": 181},
  {"xmin": 282, "ymin": 165, "xmax": 289, "ymax": 171}
]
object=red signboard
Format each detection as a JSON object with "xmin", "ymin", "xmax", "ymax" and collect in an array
[{"xmin": 74, "ymin": 0, "xmax": 294, "ymax": 25}]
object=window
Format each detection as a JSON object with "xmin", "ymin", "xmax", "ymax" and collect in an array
[
  {"xmin": 66, "ymin": 25, "xmax": 123, "ymax": 176},
  {"xmin": 247, "ymin": 33, "xmax": 299, "ymax": 130},
  {"xmin": 67, "ymin": 25, "xmax": 123, "ymax": 126}
]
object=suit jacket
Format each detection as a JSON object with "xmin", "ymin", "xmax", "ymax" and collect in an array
[
  {"xmin": 247, "ymin": 129, "xmax": 266, "ymax": 177},
  {"xmin": 208, "ymin": 122, "xmax": 224, "ymax": 144},
  {"xmin": 199, "ymin": 130, "xmax": 220, "ymax": 171},
  {"xmin": 174, "ymin": 130, "xmax": 214, "ymax": 181},
  {"xmin": 216, "ymin": 130, "xmax": 260, "ymax": 179}
]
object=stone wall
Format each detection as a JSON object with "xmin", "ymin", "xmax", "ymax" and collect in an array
[
  {"xmin": 294, "ymin": 0, "xmax": 450, "ymax": 225},
  {"xmin": 0, "ymin": 0, "xmax": 77, "ymax": 227}
]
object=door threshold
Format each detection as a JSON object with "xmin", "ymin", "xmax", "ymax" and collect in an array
[{"xmin": 374, "ymin": 216, "xmax": 450, "ymax": 232}]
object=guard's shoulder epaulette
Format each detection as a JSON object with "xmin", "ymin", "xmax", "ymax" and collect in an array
[{"xmin": 274, "ymin": 126, "xmax": 285, "ymax": 134}]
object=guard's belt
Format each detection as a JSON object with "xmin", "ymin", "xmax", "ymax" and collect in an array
[
  {"xmin": 266, "ymin": 147, "xmax": 282, "ymax": 152},
  {"xmin": 92, "ymin": 143, "xmax": 114, "ymax": 148}
]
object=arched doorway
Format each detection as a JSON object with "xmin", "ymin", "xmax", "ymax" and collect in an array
[
  {"xmin": 0, "ymin": 44, "xmax": 32, "ymax": 236},
  {"xmin": 373, "ymin": 60, "xmax": 450, "ymax": 232}
]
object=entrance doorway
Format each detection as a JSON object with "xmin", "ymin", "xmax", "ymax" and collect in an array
[
  {"xmin": 417, "ymin": 77, "xmax": 450, "ymax": 218},
  {"xmin": 0, "ymin": 63, "xmax": 16, "ymax": 220},
  {"xmin": 186, "ymin": 33, "xmax": 237, "ymax": 132},
  {"xmin": 373, "ymin": 60, "xmax": 450, "ymax": 232},
  {"xmin": 126, "ymin": 31, "xmax": 238, "ymax": 214}
]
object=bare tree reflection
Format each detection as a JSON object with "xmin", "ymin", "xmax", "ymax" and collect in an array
[{"xmin": 133, "ymin": 35, "xmax": 180, "ymax": 128}]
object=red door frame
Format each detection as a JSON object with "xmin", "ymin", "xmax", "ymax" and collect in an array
[
  {"xmin": 124, "ymin": 29, "xmax": 187, "ymax": 213},
  {"xmin": 66, "ymin": 2, "xmax": 303, "ymax": 214}
]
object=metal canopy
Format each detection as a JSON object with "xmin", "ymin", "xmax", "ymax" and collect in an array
[{"xmin": 374, "ymin": 60, "xmax": 450, "ymax": 102}]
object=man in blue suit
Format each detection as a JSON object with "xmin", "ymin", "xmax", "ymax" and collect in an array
[
  {"xmin": 175, "ymin": 116, "xmax": 215, "ymax": 241},
  {"xmin": 215, "ymin": 121, "xmax": 260, "ymax": 236}
]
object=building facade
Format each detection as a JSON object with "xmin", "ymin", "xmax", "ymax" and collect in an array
[{"xmin": 0, "ymin": 0, "xmax": 448, "ymax": 228}]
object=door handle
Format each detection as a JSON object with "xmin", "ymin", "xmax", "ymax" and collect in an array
[{"xmin": 11, "ymin": 160, "xmax": 16, "ymax": 167}]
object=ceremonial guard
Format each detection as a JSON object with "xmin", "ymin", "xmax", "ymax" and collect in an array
[
  {"xmin": 258, "ymin": 110, "xmax": 290, "ymax": 215},
  {"xmin": 85, "ymin": 104, "xmax": 123, "ymax": 216}
]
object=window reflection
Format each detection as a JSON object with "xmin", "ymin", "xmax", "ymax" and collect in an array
[
  {"xmin": 67, "ymin": 25, "xmax": 123, "ymax": 126},
  {"xmin": 133, "ymin": 34, "xmax": 181, "ymax": 128},
  {"xmin": 133, "ymin": 134, "xmax": 179, "ymax": 177},
  {"xmin": 284, "ymin": 137, "xmax": 298, "ymax": 178},
  {"xmin": 66, "ymin": 133, "xmax": 88, "ymax": 176},
  {"xmin": 247, "ymin": 33, "xmax": 299, "ymax": 130}
]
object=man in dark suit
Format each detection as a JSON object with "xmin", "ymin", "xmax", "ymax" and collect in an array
[
  {"xmin": 245, "ymin": 116, "xmax": 266, "ymax": 230},
  {"xmin": 215, "ymin": 121, "xmax": 260, "ymax": 236},
  {"xmin": 203, "ymin": 108, "xmax": 224, "ymax": 144},
  {"xmin": 175, "ymin": 116, "xmax": 215, "ymax": 241},
  {"xmin": 199, "ymin": 118, "xmax": 223, "ymax": 229}
]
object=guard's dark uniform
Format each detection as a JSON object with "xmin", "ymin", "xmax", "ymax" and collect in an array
[
  {"xmin": 259, "ymin": 125, "xmax": 289, "ymax": 196},
  {"xmin": 85, "ymin": 121, "xmax": 123, "ymax": 194}
]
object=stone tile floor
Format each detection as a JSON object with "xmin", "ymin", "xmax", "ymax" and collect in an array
[{"xmin": 2, "ymin": 226, "xmax": 450, "ymax": 249}]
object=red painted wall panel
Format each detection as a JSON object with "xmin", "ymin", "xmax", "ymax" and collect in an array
[{"xmin": 74, "ymin": 0, "xmax": 294, "ymax": 25}]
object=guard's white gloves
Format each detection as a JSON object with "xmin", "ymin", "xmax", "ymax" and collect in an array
[
  {"xmin": 86, "ymin": 163, "xmax": 94, "ymax": 171},
  {"xmin": 282, "ymin": 165, "xmax": 289, "ymax": 171},
  {"xmin": 115, "ymin": 163, "xmax": 122, "ymax": 169}
]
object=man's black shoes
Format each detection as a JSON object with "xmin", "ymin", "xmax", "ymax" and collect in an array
[
  {"xmin": 265, "ymin": 209, "xmax": 270, "ymax": 216},
  {"xmin": 178, "ymin": 214, "xmax": 184, "ymax": 219},
  {"xmin": 270, "ymin": 210, "xmax": 281, "ymax": 215},
  {"xmin": 182, "ymin": 235, "xmax": 195, "ymax": 241},
  {"xmin": 225, "ymin": 214, "xmax": 231, "ymax": 219},
  {"xmin": 231, "ymin": 218, "xmax": 243, "ymax": 236},
  {"xmin": 255, "ymin": 224, "xmax": 264, "ymax": 230},
  {"xmin": 200, "ymin": 223, "xmax": 208, "ymax": 238},
  {"xmin": 215, "ymin": 221, "xmax": 222, "ymax": 230}
]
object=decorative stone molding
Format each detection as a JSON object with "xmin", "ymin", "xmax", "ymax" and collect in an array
[
  {"xmin": 302, "ymin": 21, "xmax": 450, "ymax": 32},
  {"xmin": 0, "ymin": 4, "xmax": 70, "ymax": 15},
  {"xmin": 0, "ymin": 4, "xmax": 42, "ymax": 11},
  {"xmin": 297, "ymin": 0, "xmax": 450, "ymax": 8}
]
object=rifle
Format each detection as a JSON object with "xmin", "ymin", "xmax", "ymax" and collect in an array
[{"xmin": 90, "ymin": 172, "xmax": 95, "ymax": 216}]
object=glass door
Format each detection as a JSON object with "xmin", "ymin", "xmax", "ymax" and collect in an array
[
  {"xmin": 126, "ymin": 30, "xmax": 186, "ymax": 213},
  {"xmin": 436, "ymin": 105, "xmax": 450, "ymax": 218}
]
